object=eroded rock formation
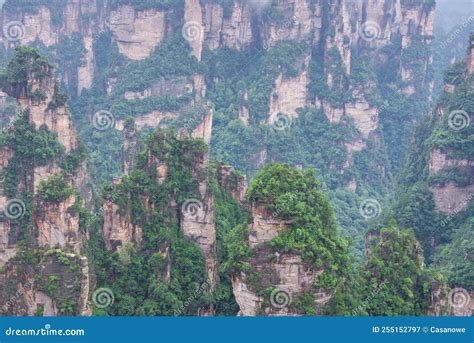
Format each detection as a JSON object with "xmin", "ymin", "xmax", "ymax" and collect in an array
[
  {"xmin": 232, "ymin": 198, "xmax": 333, "ymax": 316},
  {"xmin": 0, "ymin": 51, "xmax": 91, "ymax": 316}
]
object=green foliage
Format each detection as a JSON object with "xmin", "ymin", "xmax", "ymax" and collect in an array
[
  {"xmin": 443, "ymin": 62, "xmax": 466, "ymax": 85},
  {"xmin": 327, "ymin": 225, "xmax": 447, "ymax": 316},
  {"xmin": 35, "ymin": 304, "xmax": 45, "ymax": 316},
  {"xmin": 361, "ymin": 226, "xmax": 441, "ymax": 315},
  {"xmin": 0, "ymin": 46, "xmax": 52, "ymax": 96},
  {"xmin": 292, "ymin": 294, "xmax": 317, "ymax": 315},
  {"xmin": 92, "ymin": 129, "xmax": 212, "ymax": 316},
  {"xmin": 59, "ymin": 146, "xmax": 87, "ymax": 174},
  {"xmin": 265, "ymin": 108, "xmax": 355, "ymax": 189},
  {"xmin": 2, "ymin": 114, "xmax": 64, "ymax": 197},
  {"xmin": 47, "ymin": 91, "xmax": 68, "ymax": 111},
  {"xmin": 108, "ymin": 33, "xmax": 200, "ymax": 98},
  {"xmin": 37, "ymin": 174, "xmax": 73, "ymax": 203},
  {"xmin": 222, "ymin": 223, "xmax": 252, "ymax": 274},
  {"xmin": 51, "ymin": 32, "xmax": 86, "ymax": 96},
  {"xmin": 391, "ymin": 40, "xmax": 474, "ymax": 272},
  {"xmin": 228, "ymin": 163, "xmax": 350, "ymax": 301},
  {"xmin": 428, "ymin": 66, "xmax": 474, "ymax": 161},
  {"xmin": 433, "ymin": 214, "xmax": 474, "ymax": 289},
  {"xmin": 210, "ymin": 163, "xmax": 246, "ymax": 315}
]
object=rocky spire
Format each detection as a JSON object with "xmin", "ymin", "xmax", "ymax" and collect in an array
[
  {"xmin": 0, "ymin": 47, "xmax": 91, "ymax": 316},
  {"xmin": 467, "ymin": 33, "xmax": 474, "ymax": 74}
]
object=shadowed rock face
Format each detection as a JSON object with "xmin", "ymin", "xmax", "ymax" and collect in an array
[{"xmin": 216, "ymin": 162, "xmax": 248, "ymax": 205}]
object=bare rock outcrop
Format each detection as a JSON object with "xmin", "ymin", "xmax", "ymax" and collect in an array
[
  {"xmin": 102, "ymin": 199, "xmax": 142, "ymax": 251},
  {"xmin": 34, "ymin": 194, "xmax": 81, "ymax": 252},
  {"xmin": 121, "ymin": 123, "xmax": 140, "ymax": 175},
  {"xmin": 0, "ymin": 50, "xmax": 91, "ymax": 316},
  {"xmin": 216, "ymin": 162, "xmax": 248, "ymax": 204},
  {"xmin": 268, "ymin": 66, "xmax": 309, "ymax": 124},
  {"xmin": 108, "ymin": 5, "xmax": 166, "ymax": 60},
  {"xmin": 429, "ymin": 150, "xmax": 474, "ymax": 214},
  {"xmin": 468, "ymin": 35, "xmax": 474, "ymax": 74}
]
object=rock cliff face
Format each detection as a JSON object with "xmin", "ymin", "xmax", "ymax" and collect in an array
[
  {"xmin": 0, "ymin": 0, "xmax": 450, "ymax": 317},
  {"xmin": 102, "ymin": 198, "xmax": 142, "ymax": 251},
  {"xmin": 108, "ymin": 5, "xmax": 166, "ymax": 60},
  {"xmin": 102, "ymin": 110, "xmax": 218, "ymax": 315},
  {"xmin": 0, "ymin": 1, "xmax": 435, "ymax": 195},
  {"xmin": 428, "ymin": 43, "xmax": 473, "ymax": 214},
  {"xmin": 121, "ymin": 123, "xmax": 140, "ymax": 175},
  {"xmin": 0, "ymin": 51, "xmax": 91, "ymax": 316},
  {"xmin": 179, "ymin": 109, "xmax": 217, "ymax": 289},
  {"xmin": 232, "ymin": 198, "xmax": 333, "ymax": 316},
  {"xmin": 429, "ymin": 149, "xmax": 474, "ymax": 214},
  {"xmin": 0, "ymin": 147, "xmax": 15, "ymax": 265},
  {"xmin": 11, "ymin": 64, "xmax": 78, "ymax": 153},
  {"xmin": 268, "ymin": 66, "xmax": 309, "ymax": 124},
  {"xmin": 216, "ymin": 162, "xmax": 248, "ymax": 204},
  {"xmin": 467, "ymin": 34, "xmax": 474, "ymax": 75},
  {"xmin": 34, "ymin": 193, "xmax": 82, "ymax": 251}
]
